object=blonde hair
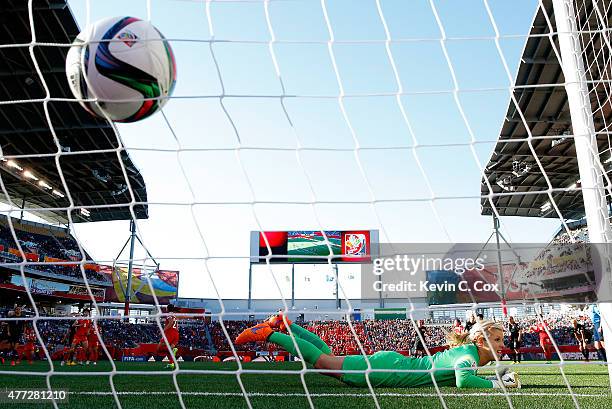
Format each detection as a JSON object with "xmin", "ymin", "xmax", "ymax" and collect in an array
[{"xmin": 446, "ymin": 319, "xmax": 504, "ymax": 348}]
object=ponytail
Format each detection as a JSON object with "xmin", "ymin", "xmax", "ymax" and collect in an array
[{"xmin": 446, "ymin": 331, "xmax": 471, "ymax": 348}]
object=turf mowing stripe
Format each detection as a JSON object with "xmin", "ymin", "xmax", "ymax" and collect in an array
[{"xmin": 72, "ymin": 391, "xmax": 610, "ymax": 397}]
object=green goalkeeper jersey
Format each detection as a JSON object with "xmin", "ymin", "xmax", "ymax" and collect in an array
[{"xmin": 341, "ymin": 344, "xmax": 494, "ymax": 388}]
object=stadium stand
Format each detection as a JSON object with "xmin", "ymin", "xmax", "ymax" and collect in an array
[
  {"xmin": 552, "ymin": 225, "xmax": 591, "ymax": 244},
  {"xmin": 0, "ymin": 216, "xmax": 108, "ymax": 283},
  {"xmin": 0, "ymin": 304, "xmax": 597, "ymax": 363},
  {"xmin": 549, "ymin": 216, "xmax": 612, "ymax": 244}
]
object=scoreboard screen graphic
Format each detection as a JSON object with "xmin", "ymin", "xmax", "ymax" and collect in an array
[
  {"xmin": 287, "ymin": 231, "xmax": 341, "ymax": 262},
  {"xmin": 251, "ymin": 230, "xmax": 377, "ymax": 263}
]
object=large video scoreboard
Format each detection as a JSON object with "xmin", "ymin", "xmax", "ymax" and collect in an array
[{"xmin": 250, "ymin": 230, "xmax": 378, "ymax": 264}]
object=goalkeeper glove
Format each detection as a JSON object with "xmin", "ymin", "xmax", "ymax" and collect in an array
[{"xmin": 491, "ymin": 372, "xmax": 521, "ymax": 389}]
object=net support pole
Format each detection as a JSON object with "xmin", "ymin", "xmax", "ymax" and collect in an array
[
  {"xmin": 291, "ymin": 264, "xmax": 295, "ymax": 308},
  {"xmin": 123, "ymin": 219, "xmax": 137, "ymax": 316},
  {"xmin": 379, "ymin": 270, "xmax": 384, "ymax": 308},
  {"xmin": 19, "ymin": 196, "xmax": 26, "ymax": 222},
  {"xmin": 493, "ymin": 214, "xmax": 506, "ymax": 315},
  {"xmin": 247, "ymin": 263, "xmax": 252, "ymax": 311},
  {"xmin": 335, "ymin": 264, "xmax": 340, "ymax": 309},
  {"xmin": 552, "ymin": 0, "xmax": 612, "ymax": 385}
]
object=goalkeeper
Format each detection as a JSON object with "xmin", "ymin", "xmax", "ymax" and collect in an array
[{"xmin": 235, "ymin": 314, "xmax": 519, "ymax": 389}]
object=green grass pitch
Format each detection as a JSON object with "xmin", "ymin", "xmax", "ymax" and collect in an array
[{"xmin": 0, "ymin": 361, "xmax": 610, "ymax": 409}]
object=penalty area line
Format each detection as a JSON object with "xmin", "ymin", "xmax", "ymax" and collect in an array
[{"xmin": 73, "ymin": 391, "xmax": 610, "ymax": 398}]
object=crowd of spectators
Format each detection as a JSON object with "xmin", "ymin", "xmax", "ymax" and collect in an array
[
  {"xmin": 520, "ymin": 244, "xmax": 591, "ymax": 280},
  {"xmin": 505, "ymin": 309, "xmax": 592, "ymax": 347},
  {"xmin": 179, "ymin": 324, "xmax": 211, "ymax": 351},
  {"xmin": 304, "ymin": 312, "xmax": 595, "ymax": 352},
  {"xmin": 208, "ymin": 320, "xmax": 250, "ymax": 351},
  {"xmin": 0, "ymin": 224, "xmax": 109, "ymax": 284},
  {"xmin": 5, "ymin": 317, "xmax": 214, "ymax": 354},
  {"xmin": 0, "ymin": 307, "xmax": 596, "ymax": 358},
  {"xmin": 306, "ymin": 321, "xmax": 373, "ymax": 355},
  {"xmin": 552, "ymin": 225, "xmax": 590, "ymax": 244},
  {"xmin": 362, "ymin": 320, "xmax": 447, "ymax": 352},
  {"xmin": 0, "ymin": 224, "xmax": 80, "ymax": 260}
]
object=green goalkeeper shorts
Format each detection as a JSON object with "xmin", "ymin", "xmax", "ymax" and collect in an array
[{"xmin": 341, "ymin": 351, "xmax": 436, "ymax": 388}]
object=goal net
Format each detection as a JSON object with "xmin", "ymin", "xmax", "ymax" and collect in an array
[{"xmin": 0, "ymin": 0, "xmax": 611, "ymax": 408}]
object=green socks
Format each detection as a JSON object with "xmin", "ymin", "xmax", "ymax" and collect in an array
[
  {"xmin": 267, "ymin": 322, "xmax": 334, "ymax": 366},
  {"xmin": 287, "ymin": 323, "xmax": 332, "ymax": 355},
  {"xmin": 268, "ymin": 332, "xmax": 325, "ymax": 366}
]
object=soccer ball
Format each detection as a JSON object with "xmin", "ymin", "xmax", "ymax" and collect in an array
[{"xmin": 65, "ymin": 16, "xmax": 176, "ymax": 122}]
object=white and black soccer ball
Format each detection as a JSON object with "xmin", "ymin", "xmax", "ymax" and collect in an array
[
  {"xmin": 501, "ymin": 371, "xmax": 521, "ymax": 389},
  {"xmin": 66, "ymin": 16, "xmax": 176, "ymax": 122}
]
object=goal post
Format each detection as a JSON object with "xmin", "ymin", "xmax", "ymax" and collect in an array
[{"xmin": 552, "ymin": 0, "xmax": 612, "ymax": 386}]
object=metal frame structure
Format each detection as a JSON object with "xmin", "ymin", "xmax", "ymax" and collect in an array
[
  {"xmin": 481, "ymin": 0, "xmax": 612, "ymax": 219},
  {"xmin": 552, "ymin": 0, "xmax": 612, "ymax": 388},
  {"xmin": 0, "ymin": 0, "xmax": 148, "ymax": 224},
  {"xmin": 112, "ymin": 220, "xmax": 160, "ymax": 315},
  {"xmin": 247, "ymin": 262, "xmax": 344, "ymax": 310},
  {"xmin": 483, "ymin": 0, "xmax": 612, "ymax": 387}
]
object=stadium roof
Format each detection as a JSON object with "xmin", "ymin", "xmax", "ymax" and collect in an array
[
  {"xmin": 481, "ymin": 0, "xmax": 612, "ymax": 220},
  {"xmin": 0, "ymin": 0, "xmax": 148, "ymax": 224}
]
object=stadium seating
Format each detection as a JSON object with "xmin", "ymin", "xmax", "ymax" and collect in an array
[
  {"xmin": 0, "ymin": 222, "xmax": 108, "ymax": 283},
  {"xmin": 0, "ymin": 307, "xmax": 595, "ymax": 361}
]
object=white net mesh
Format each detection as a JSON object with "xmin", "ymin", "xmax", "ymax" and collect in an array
[{"xmin": 0, "ymin": 0, "xmax": 611, "ymax": 408}]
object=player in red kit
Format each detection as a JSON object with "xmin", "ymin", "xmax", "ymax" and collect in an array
[
  {"xmin": 156, "ymin": 304, "xmax": 179, "ymax": 369},
  {"xmin": 452, "ymin": 318, "xmax": 465, "ymax": 335},
  {"xmin": 17, "ymin": 324, "xmax": 36, "ymax": 365},
  {"xmin": 87, "ymin": 324, "xmax": 102, "ymax": 365},
  {"xmin": 69, "ymin": 309, "xmax": 91, "ymax": 366},
  {"xmin": 528, "ymin": 316, "xmax": 554, "ymax": 363},
  {"xmin": 61, "ymin": 315, "xmax": 77, "ymax": 366}
]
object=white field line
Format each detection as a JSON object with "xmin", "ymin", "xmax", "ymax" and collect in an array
[{"xmin": 71, "ymin": 391, "xmax": 610, "ymax": 398}]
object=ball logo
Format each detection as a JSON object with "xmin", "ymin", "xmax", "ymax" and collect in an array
[
  {"xmin": 118, "ymin": 30, "xmax": 138, "ymax": 47},
  {"xmin": 345, "ymin": 233, "xmax": 366, "ymax": 256}
]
